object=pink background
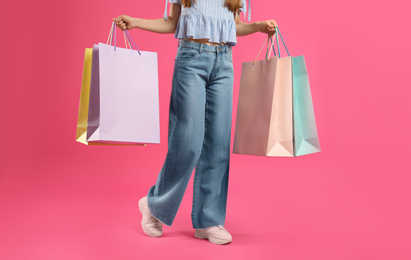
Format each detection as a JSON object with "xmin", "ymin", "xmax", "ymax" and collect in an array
[{"xmin": 1, "ymin": 0, "xmax": 410, "ymax": 259}]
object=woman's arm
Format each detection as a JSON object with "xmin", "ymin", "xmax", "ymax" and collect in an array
[
  {"xmin": 113, "ymin": 3, "xmax": 181, "ymax": 34},
  {"xmin": 234, "ymin": 14, "xmax": 277, "ymax": 37}
]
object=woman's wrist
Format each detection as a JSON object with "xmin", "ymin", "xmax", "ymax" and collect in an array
[
  {"xmin": 130, "ymin": 18, "xmax": 139, "ymax": 29},
  {"xmin": 255, "ymin": 21, "xmax": 266, "ymax": 33}
]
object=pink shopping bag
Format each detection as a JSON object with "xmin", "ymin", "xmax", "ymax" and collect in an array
[{"xmin": 233, "ymin": 32, "xmax": 293, "ymax": 156}]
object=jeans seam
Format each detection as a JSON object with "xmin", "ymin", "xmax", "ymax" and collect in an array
[
  {"xmin": 227, "ymin": 50, "xmax": 233, "ymax": 63},
  {"xmin": 160, "ymin": 66, "xmax": 180, "ymax": 195},
  {"xmin": 192, "ymin": 89, "xmax": 208, "ymax": 227}
]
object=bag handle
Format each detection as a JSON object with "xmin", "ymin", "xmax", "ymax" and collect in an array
[
  {"xmin": 265, "ymin": 36, "xmax": 276, "ymax": 60},
  {"xmin": 271, "ymin": 27, "xmax": 290, "ymax": 58},
  {"xmin": 107, "ymin": 22, "xmax": 127, "ymax": 47},
  {"xmin": 106, "ymin": 21, "xmax": 141, "ymax": 55},
  {"xmin": 253, "ymin": 26, "xmax": 291, "ymax": 65},
  {"xmin": 253, "ymin": 34, "xmax": 276, "ymax": 65},
  {"xmin": 125, "ymin": 30, "xmax": 141, "ymax": 55}
]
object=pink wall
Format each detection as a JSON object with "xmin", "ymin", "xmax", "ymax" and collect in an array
[{"xmin": 1, "ymin": 0, "xmax": 410, "ymax": 259}]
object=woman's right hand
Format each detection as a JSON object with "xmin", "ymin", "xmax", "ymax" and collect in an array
[
  {"xmin": 259, "ymin": 20, "xmax": 278, "ymax": 37},
  {"xmin": 113, "ymin": 15, "xmax": 135, "ymax": 31}
]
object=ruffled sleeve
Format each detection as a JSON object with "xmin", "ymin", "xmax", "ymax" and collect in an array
[
  {"xmin": 239, "ymin": 0, "xmax": 251, "ymax": 22},
  {"xmin": 164, "ymin": 0, "xmax": 181, "ymax": 21}
]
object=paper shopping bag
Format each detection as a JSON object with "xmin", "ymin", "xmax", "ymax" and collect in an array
[
  {"xmin": 76, "ymin": 48, "xmax": 93, "ymax": 145},
  {"xmin": 292, "ymin": 55, "xmax": 321, "ymax": 156},
  {"xmin": 85, "ymin": 23, "xmax": 160, "ymax": 145},
  {"xmin": 233, "ymin": 35, "xmax": 293, "ymax": 156},
  {"xmin": 233, "ymin": 28, "xmax": 320, "ymax": 157},
  {"xmin": 76, "ymin": 48, "xmax": 116, "ymax": 146}
]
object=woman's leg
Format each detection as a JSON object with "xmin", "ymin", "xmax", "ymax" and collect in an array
[
  {"xmin": 191, "ymin": 46, "xmax": 234, "ymax": 229},
  {"xmin": 146, "ymin": 43, "xmax": 214, "ymax": 226}
]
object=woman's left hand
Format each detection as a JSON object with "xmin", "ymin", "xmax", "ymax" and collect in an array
[{"xmin": 259, "ymin": 20, "xmax": 278, "ymax": 36}]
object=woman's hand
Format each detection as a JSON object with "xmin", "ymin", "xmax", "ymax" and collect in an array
[
  {"xmin": 259, "ymin": 20, "xmax": 278, "ymax": 37},
  {"xmin": 112, "ymin": 15, "xmax": 135, "ymax": 31}
]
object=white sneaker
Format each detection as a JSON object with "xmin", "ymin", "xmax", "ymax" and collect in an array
[
  {"xmin": 138, "ymin": 196, "xmax": 163, "ymax": 237},
  {"xmin": 195, "ymin": 225, "xmax": 232, "ymax": 245}
]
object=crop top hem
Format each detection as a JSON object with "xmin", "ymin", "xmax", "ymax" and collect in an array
[{"xmin": 174, "ymin": 14, "xmax": 238, "ymax": 46}]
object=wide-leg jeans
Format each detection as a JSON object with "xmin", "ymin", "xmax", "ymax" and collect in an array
[{"xmin": 147, "ymin": 39, "xmax": 234, "ymax": 229}]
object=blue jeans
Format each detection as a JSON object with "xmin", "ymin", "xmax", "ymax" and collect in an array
[{"xmin": 147, "ymin": 40, "xmax": 234, "ymax": 229}]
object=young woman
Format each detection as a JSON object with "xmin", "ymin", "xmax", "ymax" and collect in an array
[{"xmin": 113, "ymin": 0, "xmax": 277, "ymax": 245}]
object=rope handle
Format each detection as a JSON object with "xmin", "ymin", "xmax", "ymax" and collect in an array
[
  {"xmin": 252, "ymin": 26, "xmax": 291, "ymax": 65},
  {"xmin": 253, "ymin": 33, "xmax": 276, "ymax": 65},
  {"xmin": 106, "ymin": 21, "xmax": 141, "ymax": 55}
]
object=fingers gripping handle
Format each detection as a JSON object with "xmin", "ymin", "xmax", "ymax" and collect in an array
[
  {"xmin": 106, "ymin": 21, "xmax": 141, "ymax": 55},
  {"xmin": 252, "ymin": 26, "xmax": 290, "ymax": 65}
]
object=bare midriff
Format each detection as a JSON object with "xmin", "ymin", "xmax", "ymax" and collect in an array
[{"xmin": 184, "ymin": 36, "xmax": 228, "ymax": 46}]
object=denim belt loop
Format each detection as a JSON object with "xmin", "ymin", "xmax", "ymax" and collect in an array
[{"xmin": 199, "ymin": 44, "xmax": 203, "ymax": 54}]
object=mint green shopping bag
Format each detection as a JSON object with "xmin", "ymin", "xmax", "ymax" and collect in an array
[
  {"xmin": 292, "ymin": 55, "xmax": 321, "ymax": 156},
  {"xmin": 270, "ymin": 28, "xmax": 321, "ymax": 156}
]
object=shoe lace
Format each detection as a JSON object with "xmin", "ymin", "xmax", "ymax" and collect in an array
[
  {"xmin": 216, "ymin": 225, "xmax": 229, "ymax": 232},
  {"xmin": 148, "ymin": 215, "xmax": 162, "ymax": 226}
]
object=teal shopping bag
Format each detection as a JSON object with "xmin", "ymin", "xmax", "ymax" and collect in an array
[
  {"xmin": 292, "ymin": 55, "xmax": 321, "ymax": 156},
  {"xmin": 270, "ymin": 28, "xmax": 321, "ymax": 156}
]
